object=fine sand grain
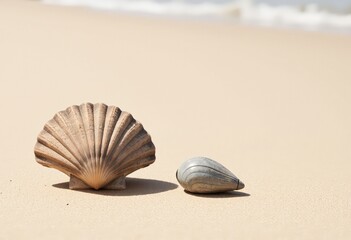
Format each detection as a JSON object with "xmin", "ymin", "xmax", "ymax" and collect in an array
[{"xmin": 1, "ymin": 0, "xmax": 351, "ymax": 239}]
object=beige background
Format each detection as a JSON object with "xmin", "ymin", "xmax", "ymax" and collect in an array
[{"xmin": 1, "ymin": 0, "xmax": 351, "ymax": 239}]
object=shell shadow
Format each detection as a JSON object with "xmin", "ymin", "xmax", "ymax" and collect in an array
[
  {"xmin": 185, "ymin": 190, "xmax": 250, "ymax": 198},
  {"xmin": 52, "ymin": 177, "xmax": 178, "ymax": 196}
]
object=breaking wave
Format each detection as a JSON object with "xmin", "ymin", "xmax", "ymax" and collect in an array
[{"xmin": 42, "ymin": 0, "xmax": 351, "ymax": 33}]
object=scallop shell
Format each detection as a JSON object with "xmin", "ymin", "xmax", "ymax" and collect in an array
[
  {"xmin": 176, "ymin": 157, "xmax": 244, "ymax": 193},
  {"xmin": 34, "ymin": 103, "xmax": 156, "ymax": 190}
]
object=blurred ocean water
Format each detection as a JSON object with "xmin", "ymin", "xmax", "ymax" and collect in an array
[{"xmin": 42, "ymin": 0, "xmax": 351, "ymax": 33}]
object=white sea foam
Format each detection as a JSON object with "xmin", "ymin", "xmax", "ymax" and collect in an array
[
  {"xmin": 42, "ymin": 0, "xmax": 351, "ymax": 33},
  {"xmin": 229, "ymin": 1, "xmax": 351, "ymax": 31},
  {"xmin": 42, "ymin": 0, "xmax": 233, "ymax": 15}
]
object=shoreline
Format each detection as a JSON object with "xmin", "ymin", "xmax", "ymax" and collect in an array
[{"xmin": 40, "ymin": 0, "xmax": 351, "ymax": 35}]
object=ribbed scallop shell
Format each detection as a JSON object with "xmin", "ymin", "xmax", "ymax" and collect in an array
[
  {"xmin": 176, "ymin": 157, "xmax": 244, "ymax": 193},
  {"xmin": 34, "ymin": 103, "xmax": 156, "ymax": 190}
]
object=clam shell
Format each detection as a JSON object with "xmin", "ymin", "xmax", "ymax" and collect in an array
[
  {"xmin": 176, "ymin": 157, "xmax": 244, "ymax": 193},
  {"xmin": 34, "ymin": 103, "xmax": 156, "ymax": 190}
]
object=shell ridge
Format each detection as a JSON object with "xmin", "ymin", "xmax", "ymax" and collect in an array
[
  {"xmin": 93, "ymin": 103, "xmax": 107, "ymax": 176},
  {"xmin": 100, "ymin": 106, "xmax": 119, "ymax": 160},
  {"xmin": 99, "ymin": 106, "xmax": 121, "ymax": 183},
  {"xmin": 78, "ymin": 103, "xmax": 96, "ymax": 178},
  {"xmin": 36, "ymin": 129, "xmax": 81, "ymax": 170},
  {"xmin": 43, "ymin": 120, "xmax": 80, "ymax": 161},
  {"xmin": 54, "ymin": 111, "xmax": 87, "ymax": 168},
  {"xmin": 105, "ymin": 111, "xmax": 133, "ymax": 157},
  {"xmin": 35, "ymin": 142, "xmax": 79, "ymax": 176},
  {"xmin": 80, "ymin": 103, "xmax": 95, "ymax": 163},
  {"xmin": 183, "ymin": 171, "xmax": 236, "ymax": 186},
  {"xmin": 116, "ymin": 143, "xmax": 155, "ymax": 170},
  {"xmin": 104, "ymin": 108, "xmax": 125, "ymax": 164},
  {"xmin": 106, "ymin": 133, "xmax": 154, "ymax": 175},
  {"xmin": 68, "ymin": 105, "xmax": 90, "ymax": 163},
  {"xmin": 42, "ymin": 122, "xmax": 82, "ymax": 167},
  {"xmin": 100, "ymin": 106, "xmax": 118, "ymax": 160},
  {"xmin": 111, "ymin": 155, "xmax": 155, "ymax": 177},
  {"xmin": 46, "ymin": 116, "xmax": 86, "ymax": 170},
  {"xmin": 88, "ymin": 103, "xmax": 98, "ymax": 178},
  {"xmin": 112, "ymin": 131, "xmax": 152, "ymax": 167},
  {"xmin": 106, "ymin": 117, "xmax": 137, "ymax": 160},
  {"xmin": 110, "ymin": 133, "xmax": 153, "ymax": 170},
  {"xmin": 194, "ymin": 158, "xmax": 233, "ymax": 175},
  {"xmin": 106, "ymin": 121, "xmax": 143, "ymax": 165},
  {"xmin": 36, "ymin": 158, "xmax": 71, "ymax": 176},
  {"xmin": 66, "ymin": 106, "xmax": 94, "ymax": 181},
  {"xmin": 182, "ymin": 165, "xmax": 237, "ymax": 182},
  {"xmin": 102, "ymin": 111, "xmax": 133, "ymax": 171}
]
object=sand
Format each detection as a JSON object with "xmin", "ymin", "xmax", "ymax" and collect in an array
[{"xmin": 1, "ymin": 0, "xmax": 351, "ymax": 239}]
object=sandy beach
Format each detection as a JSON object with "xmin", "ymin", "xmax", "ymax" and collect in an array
[{"xmin": 1, "ymin": 0, "xmax": 351, "ymax": 239}]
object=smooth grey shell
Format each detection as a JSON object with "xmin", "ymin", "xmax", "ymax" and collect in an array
[
  {"xmin": 34, "ymin": 103, "xmax": 156, "ymax": 190},
  {"xmin": 176, "ymin": 157, "xmax": 244, "ymax": 193}
]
